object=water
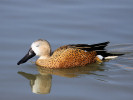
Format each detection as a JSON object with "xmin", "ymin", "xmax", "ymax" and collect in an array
[{"xmin": 0, "ymin": 0, "xmax": 133, "ymax": 100}]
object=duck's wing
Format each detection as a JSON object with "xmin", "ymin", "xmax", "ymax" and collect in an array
[
  {"xmin": 52, "ymin": 41, "xmax": 123, "ymax": 59},
  {"xmin": 68, "ymin": 41, "xmax": 109, "ymax": 52}
]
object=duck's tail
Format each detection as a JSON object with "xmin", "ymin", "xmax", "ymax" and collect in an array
[
  {"xmin": 103, "ymin": 53, "xmax": 123, "ymax": 60},
  {"xmin": 93, "ymin": 42, "xmax": 124, "ymax": 60}
]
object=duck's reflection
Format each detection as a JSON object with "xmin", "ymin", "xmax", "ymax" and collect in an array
[
  {"xmin": 18, "ymin": 64, "xmax": 104, "ymax": 94},
  {"xmin": 18, "ymin": 72, "xmax": 52, "ymax": 94},
  {"xmin": 38, "ymin": 64, "xmax": 104, "ymax": 78}
]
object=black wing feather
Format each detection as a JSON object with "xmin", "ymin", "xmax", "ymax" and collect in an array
[
  {"xmin": 69, "ymin": 41, "xmax": 109, "ymax": 52},
  {"xmin": 68, "ymin": 41, "xmax": 123, "ymax": 57}
]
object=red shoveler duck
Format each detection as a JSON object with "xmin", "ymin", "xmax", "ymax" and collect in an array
[{"xmin": 17, "ymin": 39, "xmax": 122, "ymax": 68}]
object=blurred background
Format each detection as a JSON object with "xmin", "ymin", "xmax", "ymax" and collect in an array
[{"xmin": 0, "ymin": 0, "xmax": 133, "ymax": 100}]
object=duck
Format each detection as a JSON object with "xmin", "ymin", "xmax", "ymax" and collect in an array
[{"xmin": 17, "ymin": 39, "xmax": 122, "ymax": 68}]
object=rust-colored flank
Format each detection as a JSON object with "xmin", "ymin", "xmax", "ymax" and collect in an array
[{"xmin": 36, "ymin": 48, "xmax": 98, "ymax": 68}]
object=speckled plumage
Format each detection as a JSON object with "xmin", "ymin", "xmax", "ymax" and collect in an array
[{"xmin": 36, "ymin": 45, "xmax": 100, "ymax": 68}]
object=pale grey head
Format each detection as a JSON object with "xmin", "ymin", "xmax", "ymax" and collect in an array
[{"xmin": 17, "ymin": 39, "xmax": 51, "ymax": 65}]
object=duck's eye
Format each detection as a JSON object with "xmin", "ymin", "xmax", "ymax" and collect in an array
[{"xmin": 36, "ymin": 45, "xmax": 40, "ymax": 47}]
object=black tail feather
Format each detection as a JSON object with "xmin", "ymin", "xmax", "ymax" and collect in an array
[{"xmin": 94, "ymin": 42, "xmax": 124, "ymax": 57}]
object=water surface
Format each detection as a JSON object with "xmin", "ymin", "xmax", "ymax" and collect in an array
[{"xmin": 0, "ymin": 0, "xmax": 133, "ymax": 100}]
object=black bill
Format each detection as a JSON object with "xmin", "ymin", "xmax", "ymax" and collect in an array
[{"xmin": 17, "ymin": 48, "xmax": 36, "ymax": 65}]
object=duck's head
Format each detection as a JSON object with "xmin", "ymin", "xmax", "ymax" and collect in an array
[{"xmin": 17, "ymin": 39, "xmax": 51, "ymax": 65}]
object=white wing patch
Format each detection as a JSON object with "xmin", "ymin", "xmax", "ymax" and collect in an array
[
  {"xmin": 97, "ymin": 55, "xmax": 103, "ymax": 60},
  {"xmin": 97, "ymin": 55, "xmax": 118, "ymax": 60},
  {"xmin": 105, "ymin": 56, "xmax": 118, "ymax": 60}
]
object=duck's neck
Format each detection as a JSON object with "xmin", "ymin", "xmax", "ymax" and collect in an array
[
  {"xmin": 39, "ymin": 55, "xmax": 50, "ymax": 59},
  {"xmin": 39, "ymin": 46, "xmax": 51, "ymax": 60}
]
